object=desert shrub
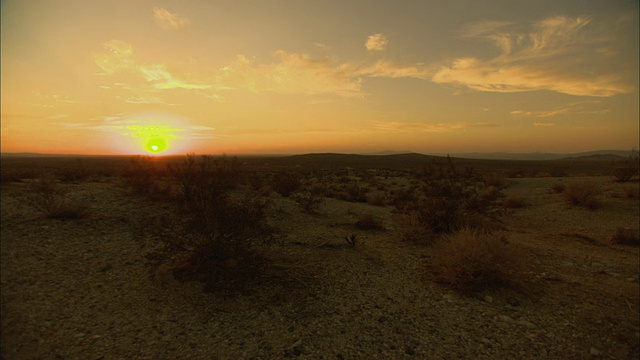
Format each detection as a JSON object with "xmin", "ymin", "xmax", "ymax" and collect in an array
[
  {"xmin": 427, "ymin": 229, "xmax": 526, "ymax": 292},
  {"xmin": 143, "ymin": 155, "xmax": 275, "ymax": 292},
  {"xmin": 355, "ymin": 213, "xmax": 385, "ymax": 231},
  {"xmin": 122, "ymin": 156, "xmax": 163, "ymax": 194},
  {"xmin": 622, "ymin": 184, "xmax": 639, "ymax": 199},
  {"xmin": 504, "ymin": 196, "xmax": 527, "ymax": 208},
  {"xmin": 563, "ymin": 182, "xmax": 601, "ymax": 210},
  {"xmin": 346, "ymin": 183, "xmax": 368, "ymax": 203},
  {"xmin": 613, "ymin": 149, "xmax": 639, "ymax": 182},
  {"xmin": 271, "ymin": 169, "xmax": 302, "ymax": 197},
  {"xmin": 293, "ymin": 191, "xmax": 324, "ymax": 213},
  {"xmin": 400, "ymin": 159, "xmax": 502, "ymax": 242},
  {"xmin": 608, "ymin": 227, "xmax": 639, "ymax": 246},
  {"xmin": 26, "ymin": 174, "xmax": 88, "ymax": 219},
  {"xmin": 483, "ymin": 172, "xmax": 507, "ymax": 188},
  {"xmin": 550, "ymin": 183, "xmax": 565, "ymax": 194},
  {"xmin": 366, "ymin": 192, "xmax": 387, "ymax": 206}
]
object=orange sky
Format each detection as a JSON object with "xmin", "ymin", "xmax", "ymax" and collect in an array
[{"xmin": 1, "ymin": 0, "xmax": 638, "ymax": 156}]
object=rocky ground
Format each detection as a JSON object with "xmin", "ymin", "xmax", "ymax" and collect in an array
[{"xmin": 1, "ymin": 175, "xmax": 638, "ymax": 359}]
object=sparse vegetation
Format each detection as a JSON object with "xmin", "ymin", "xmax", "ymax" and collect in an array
[
  {"xmin": 563, "ymin": 182, "xmax": 601, "ymax": 210},
  {"xmin": 426, "ymin": 229, "xmax": 526, "ymax": 292},
  {"xmin": 25, "ymin": 174, "xmax": 88, "ymax": 219},
  {"xmin": 622, "ymin": 184, "xmax": 639, "ymax": 199},
  {"xmin": 608, "ymin": 227, "xmax": 639, "ymax": 246},
  {"xmin": 138, "ymin": 154, "xmax": 276, "ymax": 292},
  {"xmin": 613, "ymin": 149, "xmax": 639, "ymax": 182},
  {"xmin": 354, "ymin": 213, "xmax": 385, "ymax": 231},
  {"xmin": 504, "ymin": 196, "xmax": 527, "ymax": 208}
]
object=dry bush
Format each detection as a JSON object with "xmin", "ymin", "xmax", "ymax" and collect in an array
[
  {"xmin": 608, "ymin": 227, "xmax": 639, "ymax": 246},
  {"xmin": 622, "ymin": 184, "xmax": 639, "ymax": 199},
  {"xmin": 400, "ymin": 159, "xmax": 502, "ymax": 242},
  {"xmin": 613, "ymin": 149, "xmax": 639, "ymax": 182},
  {"xmin": 504, "ymin": 196, "xmax": 527, "ymax": 209},
  {"xmin": 483, "ymin": 172, "xmax": 507, "ymax": 189},
  {"xmin": 271, "ymin": 169, "xmax": 302, "ymax": 197},
  {"xmin": 550, "ymin": 183, "xmax": 565, "ymax": 194},
  {"xmin": 26, "ymin": 174, "xmax": 88, "ymax": 219},
  {"xmin": 293, "ymin": 191, "xmax": 324, "ymax": 214},
  {"xmin": 141, "ymin": 155, "xmax": 276, "ymax": 292},
  {"xmin": 355, "ymin": 213, "xmax": 385, "ymax": 231},
  {"xmin": 563, "ymin": 182, "xmax": 601, "ymax": 210},
  {"xmin": 122, "ymin": 156, "xmax": 164, "ymax": 194},
  {"xmin": 427, "ymin": 229, "xmax": 526, "ymax": 292}
]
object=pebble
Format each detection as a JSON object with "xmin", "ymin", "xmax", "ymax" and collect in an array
[
  {"xmin": 483, "ymin": 295, "xmax": 493, "ymax": 303},
  {"xmin": 590, "ymin": 347, "xmax": 601, "ymax": 356}
]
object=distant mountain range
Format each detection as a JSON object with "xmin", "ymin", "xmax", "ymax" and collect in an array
[
  {"xmin": 432, "ymin": 150, "xmax": 632, "ymax": 161},
  {"xmin": 1, "ymin": 150, "xmax": 633, "ymax": 161}
]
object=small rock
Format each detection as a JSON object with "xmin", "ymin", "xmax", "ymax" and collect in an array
[
  {"xmin": 590, "ymin": 347, "xmax": 600, "ymax": 357},
  {"xmin": 498, "ymin": 315, "xmax": 514, "ymax": 324},
  {"xmin": 483, "ymin": 295, "xmax": 493, "ymax": 303},
  {"xmin": 378, "ymin": 316, "xmax": 388, "ymax": 323},
  {"xmin": 404, "ymin": 346, "xmax": 415, "ymax": 356},
  {"xmin": 517, "ymin": 319, "xmax": 536, "ymax": 329}
]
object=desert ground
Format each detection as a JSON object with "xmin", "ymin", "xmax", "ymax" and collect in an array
[{"xmin": 1, "ymin": 154, "xmax": 638, "ymax": 359}]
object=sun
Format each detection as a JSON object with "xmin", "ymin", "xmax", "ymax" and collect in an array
[{"xmin": 145, "ymin": 137, "xmax": 168, "ymax": 154}]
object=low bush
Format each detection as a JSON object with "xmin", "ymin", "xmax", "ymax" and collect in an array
[
  {"xmin": 355, "ymin": 213, "xmax": 385, "ymax": 231},
  {"xmin": 427, "ymin": 229, "xmax": 526, "ymax": 292},
  {"xmin": 504, "ymin": 196, "xmax": 527, "ymax": 209},
  {"xmin": 550, "ymin": 183, "xmax": 565, "ymax": 194},
  {"xmin": 26, "ymin": 174, "xmax": 88, "ymax": 219},
  {"xmin": 293, "ymin": 191, "xmax": 324, "ymax": 214},
  {"xmin": 563, "ymin": 182, "xmax": 601, "ymax": 210},
  {"xmin": 622, "ymin": 184, "xmax": 639, "ymax": 199},
  {"xmin": 140, "ymin": 155, "xmax": 276, "ymax": 292},
  {"xmin": 608, "ymin": 227, "xmax": 639, "ymax": 246},
  {"xmin": 270, "ymin": 169, "xmax": 302, "ymax": 197},
  {"xmin": 613, "ymin": 149, "xmax": 639, "ymax": 182}
]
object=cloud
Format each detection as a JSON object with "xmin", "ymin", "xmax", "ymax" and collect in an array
[
  {"xmin": 365, "ymin": 34, "xmax": 389, "ymax": 51},
  {"xmin": 140, "ymin": 64, "xmax": 211, "ymax": 89},
  {"xmin": 357, "ymin": 60, "xmax": 432, "ymax": 79},
  {"xmin": 432, "ymin": 16, "xmax": 634, "ymax": 96},
  {"xmin": 153, "ymin": 7, "xmax": 190, "ymax": 31},
  {"xmin": 94, "ymin": 40, "xmax": 212, "ymax": 91},
  {"xmin": 216, "ymin": 51, "xmax": 364, "ymax": 97},
  {"xmin": 510, "ymin": 101, "xmax": 609, "ymax": 117},
  {"xmin": 373, "ymin": 121, "xmax": 468, "ymax": 132},
  {"xmin": 533, "ymin": 122, "xmax": 556, "ymax": 127}
]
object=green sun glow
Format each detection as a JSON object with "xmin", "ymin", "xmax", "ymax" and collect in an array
[{"xmin": 145, "ymin": 138, "xmax": 167, "ymax": 154}]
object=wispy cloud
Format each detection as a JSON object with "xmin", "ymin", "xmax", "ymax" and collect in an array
[
  {"xmin": 94, "ymin": 40, "xmax": 212, "ymax": 92},
  {"xmin": 216, "ymin": 51, "xmax": 364, "ymax": 97},
  {"xmin": 153, "ymin": 7, "xmax": 190, "ymax": 31},
  {"xmin": 533, "ymin": 122, "xmax": 556, "ymax": 127},
  {"xmin": 366, "ymin": 34, "xmax": 389, "ymax": 51},
  {"xmin": 357, "ymin": 60, "xmax": 432, "ymax": 79},
  {"xmin": 64, "ymin": 113, "xmax": 218, "ymax": 140},
  {"xmin": 374, "ymin": 121, "xmax": 468, "ymax": 132},
  {"xmin": 510, "ymin": 101, "xmax": 609, "ymax": 117},
  {"xmin": 432, "ymin": 16, "xmax": 633, "ymax": 96}
]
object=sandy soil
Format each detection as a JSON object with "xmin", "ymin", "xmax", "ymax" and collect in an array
[{"xmin": 1, "ymin": 175, "xmax": 638, "ymax": 359}]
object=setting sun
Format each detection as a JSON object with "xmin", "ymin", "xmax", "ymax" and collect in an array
[{"xmin": 1, "ymin": 1, "xmax": 638, "ymax": 156}]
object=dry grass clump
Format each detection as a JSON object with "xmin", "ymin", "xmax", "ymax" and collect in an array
[
  {"xmin": 354, "ymin": 213, "xmax": 385, "ymax": 231},
  {"xmin": 504, "ymin": 196, "xmax": 527, "ymax": 209},
  {"xmin": 608, "ymin": 227, "xmax": 639, "ymax": 246},
  {"xmin": 427, "ymin": 229, "xmax": 526, "ymax": 293},
  {"xmin": 622, "ymin": 184, "xmax": 639, "ymax": 199},
  {"xmin": 550, "ymin": 183, "xmax": 565, "ymax": 194},
  {"xmin": 563, "ymin": 182, "xmax": 601, "ymax": 210},
  {"xmin": 26, "ymin": 174, "xmax": 88, "ymax": 219},
  {"xmin": 271, "ymin": 169, "xmax": 302, "ymax": 197}
]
